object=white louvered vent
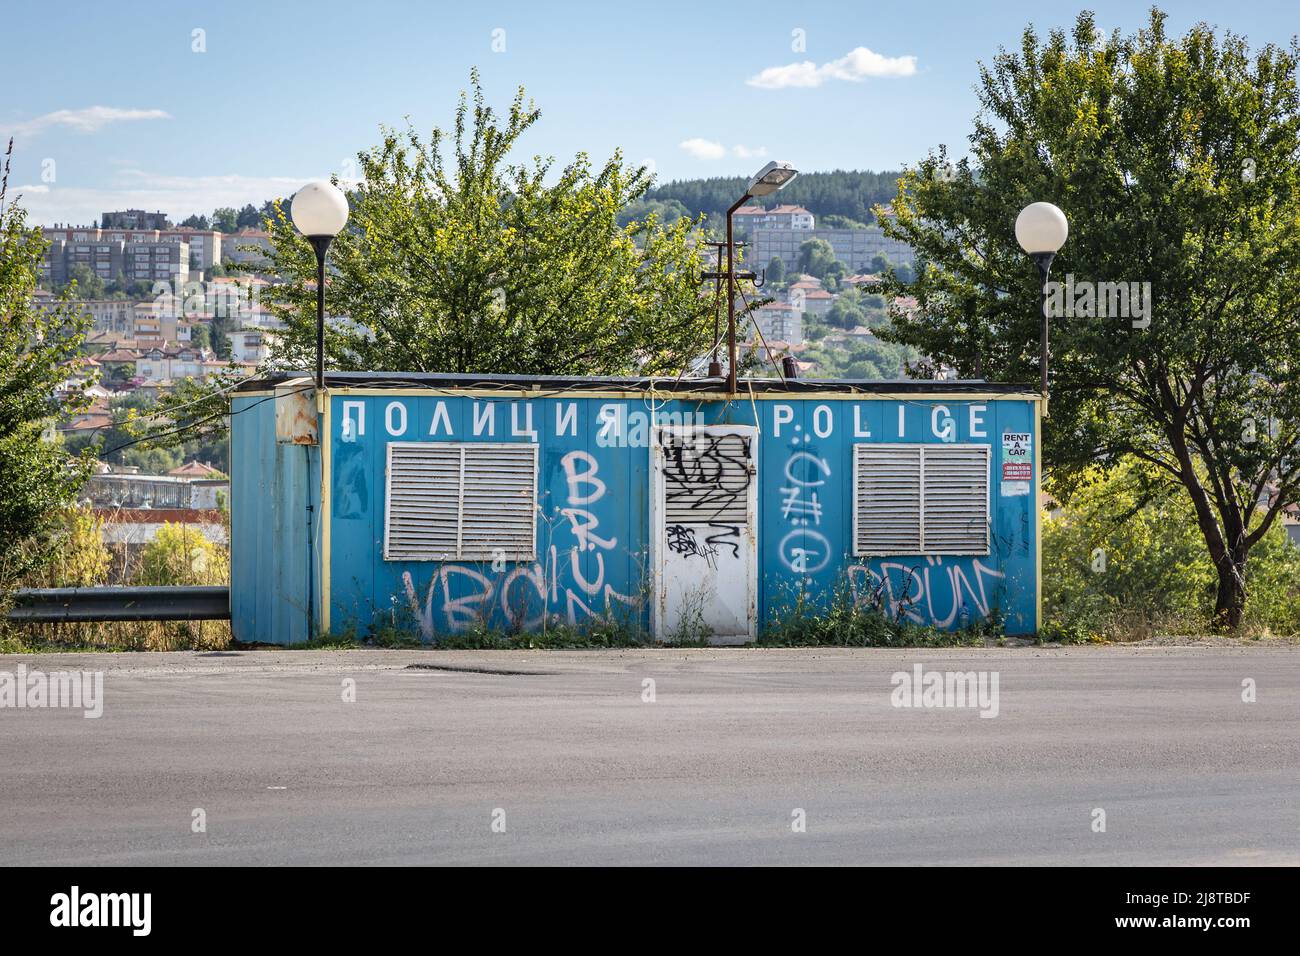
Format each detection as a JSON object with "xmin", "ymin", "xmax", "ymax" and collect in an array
[
  {"xmin": 854, "ymin": 445, "xmax": 923, "ymax": 553},
  {"xmin": 662, "ymin": 432, "xmax": 753, "ymax": 525},
  {"xmin": 921, "ymin": 445, "xmax": 989, "ymax": 553},
  {"xmin": 384, "ymin": 442, "xmax": 537, "ymax": 561},
  {"xmin": 854, "ymin": 444, "xmax": 990, "ymax": 555}
]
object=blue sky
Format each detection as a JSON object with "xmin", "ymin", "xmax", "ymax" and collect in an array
[{"xmin": 2, "ymin": 0, "xmax": 1296, "ymax": 225}]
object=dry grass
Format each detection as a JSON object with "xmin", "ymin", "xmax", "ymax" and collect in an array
[
  {"xmin": 1, "ymin": 619, "xmax": 232, "ymax": 653},
  {"xmin": 1, "ymin": 510, "xmax": 233, "ymax": 653}
]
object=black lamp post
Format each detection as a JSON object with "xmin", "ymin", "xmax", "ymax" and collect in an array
[
  {"xmin": 1015, "ymin": 201, "xmax": 1069, "ymax": 405},
  {"xmin": 290, "ymin": 180, "xmax": 350, "ymax": 389},
  {"xmin": 725, "ymin": 161, "xmax": 798, "ymax": 393}
]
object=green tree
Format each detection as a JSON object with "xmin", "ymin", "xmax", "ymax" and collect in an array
[
  {"xmin": 822, "ymin": 260, "xmax": 847, "ymax": 292},
  {"xmin": 766, "ymin": 255, "xmax": 786, "ymax": 285},
  {"xmin": 826, "ymin": 298, "xmax": 866, "ymax": 330},
  {"xmin": 820, "ymin": 214, "xmax": 867, "ymax": 230},
  {"xmin": 876, "ymin": 10, "xmax": 1300, "ymax": 628},
  {"xmin": 616, "ymin": 197, "xmax": 689, "ymax": 228},
  {"xmin": 209, "ymin": 314, "xmax": 234, "ymax": 359},
  {"xmin": 259, "ymin": 71, "xmax": 711, "ymax": 376},
  {"xmin": 0, "ymin": 140, "xmax": 94, "ymax": 583},
  {"xmin": 645, "ymin": 169, "xmax": 903, "ymax": 227},
  {"xmin": 1043, "ymin": 458, "xmax": 1300, "ymax": 640},
  {"xmin": 64, "ymin": 263, "xmax": 106, "ymax": 299},
  {"xmin": 137, "ymin": 523, "xmax": 226, "ymax": 586},
  {"xmin": 796, "ymin": 238, "xmax": 837, "ymax": 278},
  {"xmin": 211, "ymin": 207, "xmax": 238, "ymax": 233},
  {"xmin": 27, "ymin": 508, "xmax": 111, "ymax": 588}
]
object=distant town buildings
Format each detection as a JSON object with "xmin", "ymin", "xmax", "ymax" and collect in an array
[
  {"xmin": 84, "ymin": 471, "xmax": 228, "ymax": 510},
  {"xmin": 101, "ymin": 209, "xmax": 171, "ymax": 231},
  {"xmin": 751, "ymin": 225, "xmax": 916, "ymax": 273},
  {"xmin": 41, "ymin": 226, "xmax": 192, "ymax": 287},
  {"xmin": 222, "ymin": 229, "xmax": 273, "ymax": 270},
  {"xmin": 752, "ymin": 301, "xmax": 803, "ymax": 345},
  {"xmin": 733, "ymin": 204, "xmax": 816, "ymax": 231},
  {"xmin": 729, "ymin": 203, "xmax": 917, "ymax": 273}
]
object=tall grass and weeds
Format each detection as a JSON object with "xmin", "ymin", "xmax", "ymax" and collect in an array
[
  {"xmin": 0, "ymin": 508, "xmax": 232, "ymax": 652},
  {"xmin": 759, "ymin": 580, "xmax": 1002, "ymax": 647}
]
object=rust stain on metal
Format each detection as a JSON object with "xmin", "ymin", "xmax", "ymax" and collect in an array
[{"xmin": 275, "ymin": 378, "xmax": 319, "ymax": 445}]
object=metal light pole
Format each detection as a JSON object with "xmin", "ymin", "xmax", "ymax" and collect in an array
[
  {"xmin": 725, "ymin": 193, "xmax": 748, "ymax": 394},
  {"xmin": 1015, "ymin": 202, "xmax": 1069, "ymax": 408},
  {"xmin": 725, "ymin": 161, "xmax": 798, "ymax": 394},
  {"xmin": 309, "ymin": 235, "xmax": 331, "ymax": 388},
  {"xmin": 290, "ymin": 180, "xmax": 350, "ymax": 390},
  {"xmin": 290, "ymin": 180, "xmax": 349, "ymax": 641},
  {"xmin": 1032, "ymin": 252, "xmax": 1053, "ymax": 399}
]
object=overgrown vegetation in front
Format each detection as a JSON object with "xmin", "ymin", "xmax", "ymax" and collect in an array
[
  {"xmin": 1042, "ymin": 458, "xmax": 1300, "ymax": 643},
  {"xmin": 759, "ymin": 582, "xmax": 1002, "ymax": 648},
  {"xmin": 1, "ymin": 508, "xmax": 232, "ymax": 653}
]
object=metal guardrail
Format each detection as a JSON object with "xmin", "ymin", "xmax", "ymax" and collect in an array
[{"xmin": 5, "ymin": 586, "xmax": 231, "ymax": 623}]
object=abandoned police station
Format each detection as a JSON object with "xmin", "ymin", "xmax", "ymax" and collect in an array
[{"xmin": 229, "ymin": 372, "xmax": 1042, "ymax": 644}]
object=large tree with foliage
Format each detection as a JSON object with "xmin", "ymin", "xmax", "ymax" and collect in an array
[
  {"xmin": 0, "ymin": 141, "xmax": 93, "ymax": 583},
  {"xmin": 876, "ymin": 9, "xmax": 1300, "ymax": 629},
  {"xmin": 260, "ymin": 71, "xmax": 713, "ymax": 376}
]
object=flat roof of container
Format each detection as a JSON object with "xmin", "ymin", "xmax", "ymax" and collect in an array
[{"xmin": 234, "ymin": 371, "xmax": 1038, "ymax": 396}]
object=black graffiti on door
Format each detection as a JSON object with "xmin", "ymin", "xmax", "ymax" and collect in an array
[{"xmin": 663, "ymin": 434, "xmax": 752, "ymax": 523}]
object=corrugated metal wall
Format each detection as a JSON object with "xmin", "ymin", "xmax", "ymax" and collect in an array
[{"xmin": 230, "ymin": 393, "xmax": 317, "ymax": 644}]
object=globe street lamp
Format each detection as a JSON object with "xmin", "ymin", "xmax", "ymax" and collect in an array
[
  {"xmin": 724, "ymin": 161, "xmax": 798, "ymax": 393},
  {"xmin": 290, "ymin": 180, "xmax": 350, "ymax": 390},
  {"xmin": 1015, "ymin": 201, "xmax": 1069, "ymax": 402}
]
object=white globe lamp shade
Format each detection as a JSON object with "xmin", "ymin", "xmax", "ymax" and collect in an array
[
  {"xmin": 291, "ymin": 180, "xmax": 349, "ymax": 237},
  {"xmin": 1015, "ymin": 201, "xmax": 1068, "ymax": 254}
]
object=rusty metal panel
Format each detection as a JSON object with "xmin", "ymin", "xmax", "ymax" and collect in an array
[{"xmin": 275, "ymin": 378, "xmax": 318, "ymax": 445}]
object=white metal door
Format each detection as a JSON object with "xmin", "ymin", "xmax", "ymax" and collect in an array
[{"xmin": 652, "ymin": 425, "xmax": 758, "ymax": 643}]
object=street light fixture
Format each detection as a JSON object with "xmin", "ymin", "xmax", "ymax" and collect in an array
[
  {"xmin": 291, "ymin": 180, "xmax": 350, "ymax": 390},
  {"xmin": 722, "ymin": 161, "xmax": 798, "ymax": 392},
  {"xmin": 1015, "ymin": 201, "xmax": 1068, "ymax": 402}
]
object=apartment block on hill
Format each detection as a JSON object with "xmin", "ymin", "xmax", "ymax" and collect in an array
[{"xmin": 751, "ymin": 225, "xmax": 916, "ymax": 273}]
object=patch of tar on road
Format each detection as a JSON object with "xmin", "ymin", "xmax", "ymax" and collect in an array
[{"xmin": 405, "ymin": 663, "xmax": 556, "ymax": 676}]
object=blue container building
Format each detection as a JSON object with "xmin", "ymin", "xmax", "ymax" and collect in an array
[{"xmin": 229, "ymin": 372, "xmax": 1043, "ymax": 644}]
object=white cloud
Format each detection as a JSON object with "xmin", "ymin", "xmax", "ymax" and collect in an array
[
  {"xmin": 679, "ymin": 139, "xmax": 768, "ymax": 162},
  {"xmin": 678, "ymin": 138, "xmax": 727, "ymax": 161},
  {"xmin": 10, "ymin": 170, "xmax": 319, "ymax": 226},
  {"xmin": 1, "ymin": 106, "xmax": 172, "ymax": 141},
  {"xmin": 746, "ymin": 46, "xmax": 917, "ymax": 89}
]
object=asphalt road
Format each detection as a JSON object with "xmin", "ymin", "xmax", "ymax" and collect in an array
[{"xmin": 0, "ymin": 646, "xmax": 1296, "ymax": 865}]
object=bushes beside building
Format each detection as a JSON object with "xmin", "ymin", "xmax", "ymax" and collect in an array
[{"xmin": 1043, "ymin": 460, "xmax": 1300, "ymax": 642}]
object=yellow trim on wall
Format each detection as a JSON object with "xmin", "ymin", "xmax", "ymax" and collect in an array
[
  {"xmin": 319, "ymin": 391, "xmax": 332, "ymax": 637},
  {"xmin": 321, "ymin": 386, "xmax": 1043, "ymax": 403},
  {"xmin": 1034, "ymin": 397, "xmax": 1044, "ymax": 635}
]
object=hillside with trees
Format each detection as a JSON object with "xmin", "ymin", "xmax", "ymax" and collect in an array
[{"xmin": 637, "ymin": 169, "xmax": 903, "ymax": 230}]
